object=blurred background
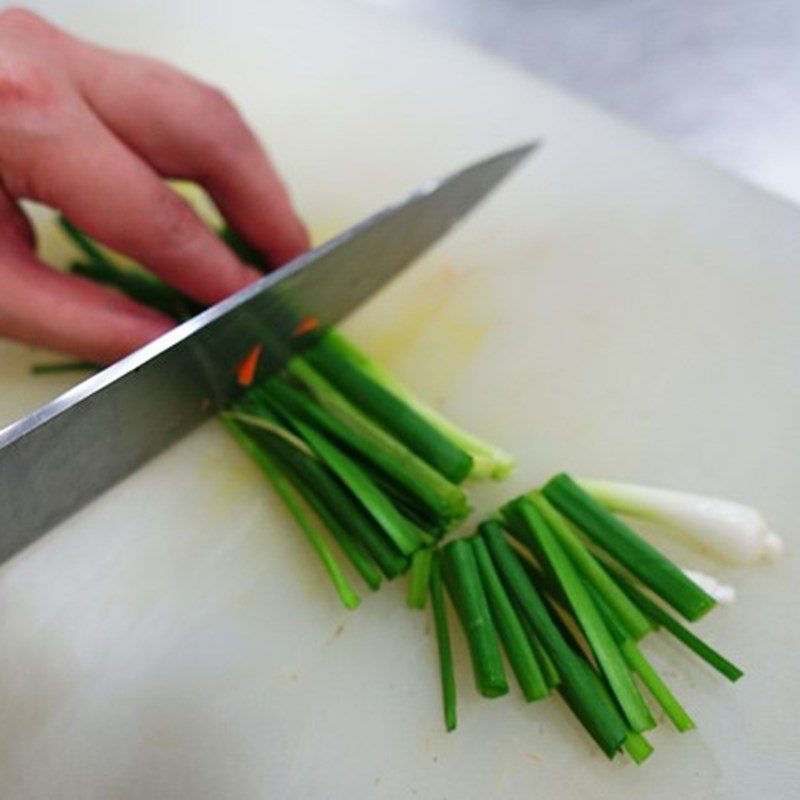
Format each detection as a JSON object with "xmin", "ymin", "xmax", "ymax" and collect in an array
[{"xmin": 365, "ymin": 0, "xmax": 800, "ymax": 205}]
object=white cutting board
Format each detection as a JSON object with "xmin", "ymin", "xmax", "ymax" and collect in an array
[{"xmin": 0, "ymin": 1, "xmax": 798, "ymax": 797}]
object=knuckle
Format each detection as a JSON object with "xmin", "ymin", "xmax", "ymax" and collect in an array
[
  {"xmin": 153, "ymin": 190, "xmax": 200, "ymax": 252},
  {"xmin": 199, "ymin": 83, "xmax": 237, "ymax": 117},
  {"xmin": 0, "ymin": 64, "xmax": 58, "ymax": 112},
  {"xmin": 194, "ymin": 84, "xmax": 255, "ymax": 160},
  {"xmin": 0, "ymin": 8, "xmax": 50, "ymax": 34}
]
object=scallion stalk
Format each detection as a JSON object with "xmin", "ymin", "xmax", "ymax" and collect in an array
[
  {"xmin": 623, "ymin": 730, "xmax": 654, "ymax": 765},
  {"xmin": 577, "ymin": 478, "xmax": 783, "ymax": 565},
  {"xmin": 260, "ymin": 375, "xmax": 469, "ymax": 522},
  {"xmin": 430, "ymin": 552, "xmax": 457, "ymax": 731},
  {"xmin": 304, "ymin": 334, "xmax": 474, "ymax": 483},
  {"xmin": 223, "ymin": 417, "xmax": 360, "ymax": 610},
  {"xmin": 270, "ymin": 406, "xmax": 423, "ymax": 556},
  {"xmin": 441, "ymin": 539, "xmax": 509, "ymax": 699},
  {"xmin": 517, "ymin": 608, "xmax": 561, "ymax": 689},
  {"xmin": 271, "ymin": 450, "xmax": 383, "ymax": 592},
  {"xmin": 473, "ymin": 528, "xmax": 549, "ymax": 701},
  {"xmin": 234, "ymin": 415, "xmax": 408, "ymax": 580},
  {"xmin": 30, "ymin": 360, "xmax": 98, "ymax": 375},
  {"xmin": 544, "ymin": 473, "xmax": 716, "ymax": 622},
  {"xmin": 504, "ymin": 497, "xmax": 655, "ymax": 732},
  {"xmin": 585, "ymin": 581, "xmax": 695, "ymax": 732},
  {"xmin": 407, "ymin": 547, "xmax": 434, "ymax": 609},
  {"xmin": 609, "ymin": 566, "xmax": 744, "ymax": 682},
  {"xmin": 320, "ymin": 330, "xmax": 515, "ymax": 478},
  {"xmin": 527, "ymin": 492, "xmax": 652, "ymax": 641},
  {"xmin": 481, "ymin": 524, "xmax": 628, "ymax": 758}
]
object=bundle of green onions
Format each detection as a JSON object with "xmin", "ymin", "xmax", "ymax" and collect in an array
[
  {"xmin": 44, "ymin": 196, "xmax": 773, "ymax": 765},
  {"xmin": 430, "ymin": 476, "xmax": 744, "ymax": 763}
]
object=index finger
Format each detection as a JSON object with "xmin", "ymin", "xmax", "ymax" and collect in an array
[
  {"xmin": 6, "ymin": 105, "xmax": 263, "ymax": 306},
  {"xmin": 70, "ymin": 47, "xmax": 309, "ymax": 268}
]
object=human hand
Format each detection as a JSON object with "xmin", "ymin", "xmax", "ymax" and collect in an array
[{"xmin": 0, "ymin": 9, "xmax": 308, "ymax": 364}]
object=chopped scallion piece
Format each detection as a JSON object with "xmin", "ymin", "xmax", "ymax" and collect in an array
[
  {"xmin": 544, "ymin": 473, "xmax": 716, "ymax": 622},
  {"xmin": 430, "ymin": 552, "xmax": 457, "ymax": 731},
  {"xmin": 305, "ymin": 334, "xmax": 474, "ymax": 483},
  {"xmin": 223, "ymin": 418, "xmax": 360, "ymax": 610},
  {"xmin": 504, "ymin": 497, "xmax": 655, "ymax": 732},
  {"xmin": 408, "ymin": 548, "xmax": 434, "ymax": 609},
  {"xmin": 473, "ymin": 528, "xmax": 549, "ymax": 701},
  {"xmin": 527, "ymin": 492, "xmax": 652, "ymax": 641},
  {"xmin": 482, "ymin": 525, "xmax": 627, "ymax": 757},
  {"xmin": 441, "ymin": 539, "xmax": 509, "ymax": 699}
]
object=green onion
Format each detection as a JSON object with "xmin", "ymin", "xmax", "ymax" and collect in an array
[
  {"xmin": 272, "ymin": 450, "xmax": 383, "ymax": 592},
  {"xmin": 527, "ymin": 492, "xmax": 652, "ymax": 640},
  {"xmin": 270, "ymin": 407, "xmax": 423, "ymax": 557},
  {"xmin": 504, "ymin": 497, "xmax": 655, "ymax": 732},
  {"xmin": 482, "ymin": 524, "xmax": 628, "ymax": 758},
  {"xmin": 517, "ymin": 608, "xmax": 561, "ymax": 689},
  {"xmin": 30, "ymin": 361, "xmax": 98, "ymax": 375},
  {"xmin": 220, "ymin": 224, "xmax": 266, "ymax": 268},
  {"xmin": 544, "ymin": 473, "xmax": 716, "ymax": 621},
  {"xmin": 223, "ymin": 417, "xmax": 360, "ymax": 610},
  {"xmin": 623, "ymin": 731, "xmax": 654, "ymax": 765},
  {"xmin": 234, "ymin": 415, "xmax": 407, "ymax": 580},
  {"xmin": 320, "ymin": 330, "xmax": 515, "ymax": 479},
  {"xmin": 473, "ymin": 528, "xmax": 549, "ymax": 701},
  {"xmin": 441, "ymin": 539, "xmax": 509, "ymax": 699},
  {"xmin": 609, "ymin": 565, "xmax": 744, "ymax": 682},
  {"xmin": 430, "ymin": 552, "xmax": 457, "ymax": 731},
  {"xmin": 261, "ymin": 375, "xmax": 469, "ymax": 522},
  {"xmin": 304, "ymin": 333, "xmax": 474, "ymax": 483},
  {"xmin": 58, "ymin": 216, "xmax": 110, "ymax": 267},
  {"xmin": 621, "ymin": 640, "xmax": 694, "ymax": 732},
  {"xmin": 407, "ymin": 548, "xmax": 434, "ymax": 609},
  {"xmin": 585, "ymin": 581, "xmax": 695, "ymax": 732}
]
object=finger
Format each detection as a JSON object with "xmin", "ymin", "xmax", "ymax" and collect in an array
[
  {"xmin": 68, "ymin": 47, "xmax": 309, "ymax": 267},
  {"xmin": 0, "ymin": 191, "xmax": 173, "ymax": 363},
  {"xmin": 3, "ymin": 103, "xmax": 263, "ymax": 305}
]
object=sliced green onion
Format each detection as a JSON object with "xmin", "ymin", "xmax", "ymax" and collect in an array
[
  {"xmin": 227, "ymin": 410, "xmax": 317, "ymax": 458},
  {"xmin": 220, "ymin": 224, "xmax": 266, "ymax": 268},
  {"xmin": 272, "ymin": 451, "xmax": 383, "ymax": 592},
  {"xmin": 609, "ymin": 566, "xmax": 744, "ymax": 682},
  {"xmin": 272, "ymin": 408, "xmax": 423, "ymax": 556},
  {"xmin": 237, "ymin": 418, "xmax": 408, "ymax": 580},
  {"xmin": 586, "ymin": 581, "xmax": 695, "ymax": 732},
  {"xmin": 517, "ymin": 608, "xmax": 561, "ymax": 689},
  {"xmin": 620, "ymin": 640, "xmax": 694, "ymax": 732},
  {"xmin": 304, "ymin": 333, "xmax": 474, "ymax": 483},
  {"xmin": 320, "ymin": 330, "xmax": 515, "ymax": 479},
  {"xmin": 504, "ymin": 497, "xmax": 655, "ymax": 732},
  {"xmin": 528, "ymin": 492, "xmax": 652, "ymax": 641},
  {"xmin": 482, "ymin": 525, "xmax": 627, "ymax": 757},
  {"xmin": 262, "ymin": 375, "xmax": 469, "ymax": 522},
  {"xmin": 473, "ymin": 529, "xmax": 549, "ymax": 701},
  {"xmin": 544, "ymin": 473, "xmax": 716, "ymax": 622},
  {"xmin": 223, "ymin": 417, "xmax": 360, "ymax": 609},
  {"xmin": 58, "ymin": 216, "xmax": 111, "ymax": 267},
  {"xmin": 30, "ymin": 361, "xmax": 98, "ymax": 375},
  {"xmin": 441, "ymin": 539, "xmax": 509, "ymax": 699},
  {"xmin": 577, "ymin": 478, "xmax": 783, "ymax": 565},
  {"xmin": 407, "ymin": 547, "xmax": 434, "ymax": 609},
  {"xmin": 430, "ymin": 552, "xmax": 457, "ymax": 731},
  {"xmin": 623, "ymin": 730, "xmax": 654, "ymax": 765}
]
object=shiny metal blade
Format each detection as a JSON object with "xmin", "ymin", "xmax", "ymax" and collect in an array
[{"xmin": 0, "ymin": 143, "xmax": 537, "ymax": 564}]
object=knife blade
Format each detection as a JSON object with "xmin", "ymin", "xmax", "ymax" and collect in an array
[{"xmin": 0, "ymin": 143, "xmax": 537, "ymax": 564}]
